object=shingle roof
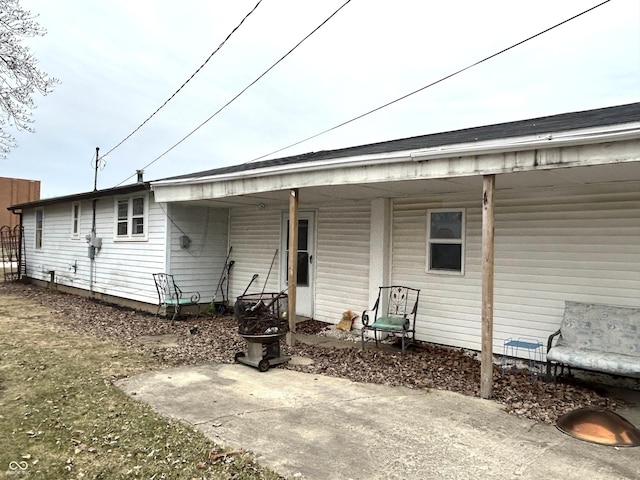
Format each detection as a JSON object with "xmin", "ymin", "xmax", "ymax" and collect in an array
[
  {"xmin": 10, "ymin": 102, "xmax": 639, "ymax": 210},
  {"xmin": 158, "ymin": 102, "xmax": 640, "ymax": 182},
  {"xmin": 8, "ymin": 183, "xmax": 149, "ymax": 210}
]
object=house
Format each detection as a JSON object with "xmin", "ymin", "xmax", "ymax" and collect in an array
[{"xmin": 8, "ymin": 102, "xmax": 640, "ymax": 358}]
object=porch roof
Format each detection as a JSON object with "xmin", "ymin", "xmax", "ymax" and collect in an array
[
  {"xmin": 155, "ymin": 102, "xmax": 640, "ymax": 183},
  {"xmin": 151, "ymin": 103, "xmax": 640, "ymax": 207}
]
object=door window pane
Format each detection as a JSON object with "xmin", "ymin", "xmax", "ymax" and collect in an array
[
  {"xmin": 286, "ymin": 219, "xmax": 310, "ymax": 286},
  {"xmin": 297, "ymin": 220, "xmax": 308, "ymax": 250},
  {"xmin": 297, "ymin": 252, "xmax": 309, "ymax": 286}
]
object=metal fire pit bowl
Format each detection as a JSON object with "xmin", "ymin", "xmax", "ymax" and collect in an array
[
  {"xmin": 556, "ymin": 407, "xmax": 640, "ymax": 447},
  {"xmin": 233, "ymin": 292, "xmax": 290, "ymax": 372}
]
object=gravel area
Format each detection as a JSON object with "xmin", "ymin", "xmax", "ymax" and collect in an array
[{"xmin": 1, "ymin": 282, "xmax": 634, "ymax": 425}]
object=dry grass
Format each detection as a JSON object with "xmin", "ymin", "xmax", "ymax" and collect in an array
[{"xmin": 0, "ymin": 292, "xmax": 284, "ymax": 480}]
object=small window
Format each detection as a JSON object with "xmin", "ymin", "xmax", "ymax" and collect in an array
[
  {"xmin": 35, "ymin": 208, "xmax": 44, "ymax": 249},
  {"xmin": 427, "ymin": 209, "xmax": 465, "ymax": 274},
  {"xmin": 71, "ymin": 203, "xmax": 81, "ymax": 238},
  {"xmin": 115, "ymin": 195, "xmax": 147, "ymax": 240}
]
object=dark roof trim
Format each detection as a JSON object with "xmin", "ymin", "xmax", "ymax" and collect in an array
[{"xmin": 8, "ymin": 182, "xmax": 150, "ymax": 211}]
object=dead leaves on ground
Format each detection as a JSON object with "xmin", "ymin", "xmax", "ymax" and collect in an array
[{"xmin": 0, "ymin": 283, "xmax": 627, "ymax": 425}]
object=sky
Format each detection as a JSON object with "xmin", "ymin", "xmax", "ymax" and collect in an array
[{"xmin": 2, "ymin": 0, "xmax": 639, "ymax": 198}]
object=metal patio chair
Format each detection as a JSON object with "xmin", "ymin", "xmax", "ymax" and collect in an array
[
  {"xmin": 152, "ymin": 273, "xmax": 201, "ymax": 321},
  {"xmin": 361, "ymin": 286, "xmax": 420, "ymax": 355}
]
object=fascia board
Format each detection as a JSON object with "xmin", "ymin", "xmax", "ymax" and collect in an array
[
  {"xmin": 151, "ymin": 151, "xmax": 413, "ymax": 188},
  {"xmin": 151, "ymin": 123, "xmax": 640, "ymax": 190},
  {"xmin": 410, "ymin": 125, "xmax": 640, "ymax": 161}
]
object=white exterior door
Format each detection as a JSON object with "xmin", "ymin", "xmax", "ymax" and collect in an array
[{"xmin": 281, "ymin": 211, "xmax": 315, "ymax": 318}]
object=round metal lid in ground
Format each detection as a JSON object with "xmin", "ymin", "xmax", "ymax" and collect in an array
[{"xmin": 556, "ymin": 407, "xmax": 640, "ymax": 447}]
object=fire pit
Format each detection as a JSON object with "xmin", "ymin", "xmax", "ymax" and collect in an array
[
  {"xmin": 234, "ymin": 292, "xmax": 290, "ymax": 372},
  {"xmin": 556, "ymin": 407, "xmax": 640, "ymax": 447}
]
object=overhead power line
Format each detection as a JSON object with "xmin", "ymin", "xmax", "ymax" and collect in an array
[
  {"xmin": 100, "ymin": 0, "xmax": 264, "ymax": 161},
  {"xmin": 245, "ymin": 0, "xmax": 612, "ymax": 164},
  {"xmin": 115, "ymin": 0, "xmax": 353, "ymax": 187}
]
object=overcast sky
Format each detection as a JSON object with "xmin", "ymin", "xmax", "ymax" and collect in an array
[{"xmin": 3, "ymin": 0, "xmax": 639, "ymax": 198}]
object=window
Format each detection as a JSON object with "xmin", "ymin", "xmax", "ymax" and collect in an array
[
  {"xmin": 427, "ymin": 209, "xmax": 465, "ymax": 274},
  {"xmin": 35, "ymin": 208, "xmax": 44, "ymax": 249},
  {"xmin": 114, "ymin": 195, "xmax": 147, "ymax": 240},
  {"xmin": 286, "ymin": 219, "xmax": 309, "ymax": 286},
  {"xmin": 71, "ymin": 203, "xmax": 81, "ymax": 238}
]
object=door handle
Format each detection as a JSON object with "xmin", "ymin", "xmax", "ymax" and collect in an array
[{"xmin": 309, "ymin": 255, "xmax": 313, "ymax": 264}]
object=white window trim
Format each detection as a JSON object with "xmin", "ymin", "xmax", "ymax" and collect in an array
[
  {"xmin": 113, "ymin": 194, "xmax": 149, "ymax": 242},
  {"xmin": 426, "ymin": 208, "xmax": 465, "ymax": 275},
  {"xmin": 35, "ymin": 208, "xmax": 44, "ymax": 250},
  {"xmin": 71, "ymin": 202, "xmax": 81, "ymax": 239}
]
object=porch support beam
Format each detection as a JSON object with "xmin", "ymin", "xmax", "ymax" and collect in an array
[
  {"xmin": 367, "ymin": 198, "xmax": 391, "ymax": 318},
  {"xmin": 287, "ymin": 189, "xmax": 299, "ymax": 346},
  {"xmin": 481, "ymin": 174, "xmax": 495, "ymax": 399}
]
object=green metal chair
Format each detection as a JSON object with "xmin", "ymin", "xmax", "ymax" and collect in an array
[
  {"xmin": 361, "ymin": 286, "xmax": 420, "ymax": 355},
  {"xmin": 152, "ymin": 273, "xmax": 201, "ymax": 321}
]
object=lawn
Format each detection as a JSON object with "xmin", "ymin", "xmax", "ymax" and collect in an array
[{"xmin": 0, "ymin": 292, "xmax": 284, "ymax": 479}]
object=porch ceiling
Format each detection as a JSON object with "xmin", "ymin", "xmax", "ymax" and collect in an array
[{"xmin": 170, "ymin": 162, "xmax": 639, "ymax": 209}]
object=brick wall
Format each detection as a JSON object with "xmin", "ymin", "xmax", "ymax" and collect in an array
[{"xmin": 0, "ymin": 177, "xmax": 41, "ymax": 227}]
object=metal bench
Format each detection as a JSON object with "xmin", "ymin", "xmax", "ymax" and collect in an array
[
  {"xmin": 361, "ymin": 286, "xmax": 420, "ymax": 355},
  {"xmin": 152, "ymin": 273, "xmax": 201, "ymax": 321},
  {"xmin": 546, "ymin": 301, "xmax": 640, "ymax": 380}
]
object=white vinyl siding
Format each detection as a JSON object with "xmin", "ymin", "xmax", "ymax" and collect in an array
[
  {"xmin": 167, "ymin": 204, "xmax": 229, "ymax": 301},
  {"xmin": 94, "ymin": 196, "xmax": 164, "ymax": 302},
  {"xmin": 21, "ymin": 193, "xmax": 165, "ymax": 304},
  {"xmin": 392, "ymin": 181, "xmax": 640, "ymax": 355},
  {"xmin": 394, "ymin": 195, "xmax": 481, "ymax": 350},
  {"xmin": 314, "ymin": 203, "xmax": 371, "ymax": 325},
  {"xmin": 228, "ymin": 208, "xmax": 282, "ymax": 302},
  {"xmin": 228, "ymin": 203, "xmax": 371, "ymax": 324}
]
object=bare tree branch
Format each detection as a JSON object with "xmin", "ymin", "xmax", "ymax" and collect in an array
[{"xmin": 0, "ymin": 0, "xmax": 58, "ymax": 158}]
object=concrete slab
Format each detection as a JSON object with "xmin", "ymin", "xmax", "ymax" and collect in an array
[{"xmin": 118, "ymin": 364, "xmax": 640, "ymax": 480}]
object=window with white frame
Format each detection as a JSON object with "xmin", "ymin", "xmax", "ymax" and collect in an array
[
  {"xmin": 35, "ymin": 208, "xmax": 44, "ymax": 249},
  {"xmin": 115, "ymin": 195, "xmax": 147, "ymax": 240},
  {"xmin": 427, "ymin": 209, "xmax": 465, "ymax": 274},
  {"xmin": 71, "ymin": 202, "xmax": 81, "ymax": 238}
]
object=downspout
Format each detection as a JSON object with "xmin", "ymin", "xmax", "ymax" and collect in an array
[{"xmin": 90, "ymin": 198, "xmax": 96, "ymax": 294}]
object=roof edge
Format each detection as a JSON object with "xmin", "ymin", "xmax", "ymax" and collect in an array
[{"xmin": 8, "ymin": 182, "xmax": 150, "ymax": 211}]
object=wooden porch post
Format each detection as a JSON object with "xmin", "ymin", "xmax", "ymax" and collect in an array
[
  {"xmin": 481, "ymin": 175, "xmax": 495, "ymax": 399},
  {"xmin": 287, "ymin": 189, "xmax": 299, "ymax": 347}
]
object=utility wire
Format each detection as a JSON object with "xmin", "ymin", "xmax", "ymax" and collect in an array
[
  {"xmin": 115, "ymin": 0, "xmax": 353, "ymax": 187},
  {"xmin": 100, "ymin": 0, "xmax": 264, "ymax": 161},
  {"xmin": 245, "ymin": 0, "xmax": 612, "ymax": 164}
]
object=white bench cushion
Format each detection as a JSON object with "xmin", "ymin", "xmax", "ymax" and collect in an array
[{"xmin": 547, "ymin": 345, "xmax": 640, "ymax": 378}]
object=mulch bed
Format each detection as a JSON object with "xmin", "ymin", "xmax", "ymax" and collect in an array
[{"xmin": 0, "ymin": 282, "xmax": 633, "ymax": 425}]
